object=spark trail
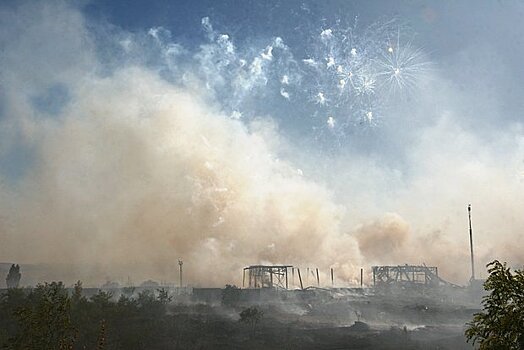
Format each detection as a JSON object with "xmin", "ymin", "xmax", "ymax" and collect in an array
[{"xmin": 148, "ymin": 17, "xmax": 431, "ymax": 147}]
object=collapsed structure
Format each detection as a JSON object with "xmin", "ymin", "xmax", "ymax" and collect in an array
[
  {"xmin": 243, "ymin": 265, "xmax": 292, "ymax": 289},
  {"xmin": 241, "ymin": 263, "xmax": 456, "ymax": 291},
  {"xmin": 243, "ymin": 265, "xmax": 330, "ymax": 290},
  {"xmin": 372, "ymin": 264, "xmax": 442, "ymax": 288},
  {"xmin": 240, "ymin": 206, "xmax": 477, "ymax": 292}
]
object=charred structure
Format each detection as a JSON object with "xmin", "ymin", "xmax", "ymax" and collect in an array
[
  {"xmin": 243, "ymin": 265, "xmax": 292, "ymax": 289},
  {"xmin": 372, "ymin": 264, "xmax": 444, "ymax": 288}
]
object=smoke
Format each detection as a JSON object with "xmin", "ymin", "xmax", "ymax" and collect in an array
[
  {"xmin": 0, "ymin": 1, "xmax": 360, "ymax": 285},
  {"xmin": 354, "ymin": 214, "xmax": 472, "ymax": 282},
  {"xmin": 355, "ymin": 213, "xmax": 411, "ymax": 264},
  {"xmin": 0, "ymin": 64, "xmax": 364, "ymax": 286},
  {"xmin": 1, "ymin": 1, "xmax": 523, "ymax": 287}
]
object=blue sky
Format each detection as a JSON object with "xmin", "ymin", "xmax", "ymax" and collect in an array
[{"xmin": 78, "ymin": 0, "xmax": 524, "ymax": 146}]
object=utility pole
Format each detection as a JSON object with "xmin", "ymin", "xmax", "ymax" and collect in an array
[
  {"xmin": 178, "ymin": 259, "xmax": 183, "ymax": 288},
  {"xmin": 468, "ymin": 204, "xmax": 475, "ymax": 281}
]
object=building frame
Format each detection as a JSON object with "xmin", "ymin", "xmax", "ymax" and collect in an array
[
  {"xmin": 243, "ymin": 265, "xmax": 292, "ymax": 289},
  {"xmin": 372, "ymin": 264, "xmax": 441, "ymax": 288}
]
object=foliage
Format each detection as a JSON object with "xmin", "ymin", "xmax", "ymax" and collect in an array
[
  {"xmin": 156, "ymin": 288, "xmax": 172, "ymax": 305},
  {"xmin": 96, "ymin": 319, "xmax": 106, "ymax": 350},
  {"xmin": 72, "ymin": 280, "xmax": 83, "ymax": 304},
  {"xmin": 0, "ymin": 282, "xmax": 178, "ymax": 349},
  {"xmin": 9, "ymin": 282, "xmax": 76, "ymax": 349},
  {"xmin": 121, "ymin": 286, "xmax": 135, "ymax": 297},
  {"xmin": 0, "ymin": 288, "xmax": 29, "ymax": 347},
  {"xmin": 221, "ymin": 284, "xmax": 241, "ymax": 307},
  {"xmin": 239, "ymin": 306, "xmax": 264, "ymax": 337},
  {"xmin": 465, "ymin": 260, "xmax": 524, "ymax": 349},
  {"xmin": 5, "ymin": 265, "xmax": 21, "ymax": 289}
]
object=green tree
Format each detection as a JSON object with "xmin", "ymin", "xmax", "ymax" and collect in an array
[
  {"xmin": 222, "ymin": 284, "xmax": 241, "ymax": 307},
  {"xmin": 10, "ymin": 282, "xmax": 76, "ymax": 349},
  {"xmin": 0, "ymin": 287, "xmax": 27, "ymax": 348},
  {"xmin": 71, "ymin": 280, "xmax": 84, "ymax": 305},
  {"xmin": 465, "ymin": 260, "xmax": 524, "ymax": 349},
  {"xmin": 239, "ymin": 306, "xmax": 263, "ymax": 337}
]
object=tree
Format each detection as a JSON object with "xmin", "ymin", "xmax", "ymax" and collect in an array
[
  {"xmin": 465, "ymin": 260, "xmax": 524, "ymax": 349},
  {"xmin": 239, "ymin": 306, "xmax": 263, "ymax": 337},
  {"xmin": 71, "ymin": 280, "xmax": 85, "ymax": 305},
  {"xmin": 156, "ymin": 287, "xmax": 172, "ymax": 305},
  {"xmin": 222, "ymin": 284, "xmax": 241, "ymax": 307},
  {"xmin": 0, "ymin": 287, "xmax": 27, "ymax": 347},
  {"xmin": 96, "ymin": 319, "xmax": 106, "ymax": 350},
  {"xmin": 5, "ymin": 264, "xmax": 21, "ymax": 289},
  {"xmin": 122, "ymin": 285, "xmax": 135, "ymax": 297},
  {"xmin": 10, "ymin": 282, "xmax": 76, "ymax": 349}
]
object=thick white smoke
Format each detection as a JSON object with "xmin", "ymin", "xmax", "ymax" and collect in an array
[{"xmin": 0, "ymin": 64, "xmax": 365, "ymax": 286}]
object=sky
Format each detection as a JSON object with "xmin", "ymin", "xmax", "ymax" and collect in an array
[{"xmin": 0, "ymin": 0, "xmax": 523, "ymax": 287}]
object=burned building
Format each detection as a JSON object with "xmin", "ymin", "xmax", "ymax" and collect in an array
[
  {"xmin": 372, "ymin": 264, "xmax": 445, "ymax": 288},
  {"xmin": 243, "ymin": 265, "xmax": 292, "ymax": 289}
]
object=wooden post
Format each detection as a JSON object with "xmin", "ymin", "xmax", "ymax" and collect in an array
[
  {"xmin": 306, "ymin": 268, "xmax": 309, "ymax": 286},
  {"xmin": 316, "ymin": 268, "xmax": 320, "ymax": 286},
  {"xmin": 331, "ymin": 268, "xmax": 334, "ymax": 286},
  {"xmin": 360, "ymin": 268, "xmax": 363, "ymax": 287},
  {"xmin": 297, "ymin": 268, "xmax": 304, "ymax": 290}
]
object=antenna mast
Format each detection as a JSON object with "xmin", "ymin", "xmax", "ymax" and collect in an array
[
  {"xmin": 178, "ymin": 259, "xmax": 183, "ymax": 288},
  {"xmin": 468, "ymin": 204, "xmax": 475, "ymax": 281}
]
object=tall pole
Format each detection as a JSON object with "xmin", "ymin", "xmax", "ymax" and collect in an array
[
  {"xmin": 360, "ymin": 268, "xmax": 363, "ymax": 288},
  {"xmin": 468, "ymin": 204, "xmax": 475, "ymax": 281},
  {"xmin": 178, "ymin": 259, "xmax": 183, "ymax": 288}
]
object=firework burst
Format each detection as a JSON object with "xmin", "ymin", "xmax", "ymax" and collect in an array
[
  {"xmin": 148, "ymin": 17, "xmax": 431, "ymax": 148},
  {"xmin": 376, "ymin": 29, "xmax": 431, "ymax": 98},
  {"xmin": 301, "ymin": 21, "xmax": 430, "ymax": 140}
]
